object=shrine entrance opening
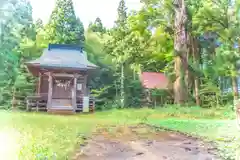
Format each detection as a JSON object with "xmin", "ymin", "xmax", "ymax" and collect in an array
[{"xmin": 52, "ymin": 76, "xmax": 73, "ymax": 109}]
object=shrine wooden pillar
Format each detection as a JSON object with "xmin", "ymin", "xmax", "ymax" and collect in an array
[
  {"xmin": 72, "ymin": 74, "xmax": 77, "ymax": 111},
  {"xmin": 37, "ymin": 72, "xmax": 42, "ymax": 95},
  {"xmin": 47, "ymin": 72, "xmax": 53, "ymax": 110}
]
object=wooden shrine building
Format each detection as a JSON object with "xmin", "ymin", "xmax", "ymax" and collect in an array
[{"xmin": 25, "ymin": 44, "xmax": 98, "ymax": 114}]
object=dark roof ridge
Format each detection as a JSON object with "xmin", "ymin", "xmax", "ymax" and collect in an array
[{"xmin": 48, "ymin": 44, "xmax": 83, "ymax": 52}]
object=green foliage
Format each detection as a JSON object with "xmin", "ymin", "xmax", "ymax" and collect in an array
[
  {"xmin": 104, "ymin": 0, "xmax": 130, "ymax": 108},
  {"xmin": 124, "ymin": 79, "xmax": 143, "ymax": 107},
  {"xmin": 88, "ymin": 17, "xmax": 106, "ymax": 33},
  {"xmin": 45, "ymin": 0, "xmax": 85, "ymax": 45},
  {"xmin": 35, "ymin": 18, "xmax": 43, "ymax": 30},
  {"xmin": 1, "ymin": 0, "xmax": 240, "ymax": 110},
  {"xmin": 84, "ymin": 30, "xmax": 117, "ymax": 108},
  {"xmin": 0, "ymin": 0, "xmax": 37, "ymax": 108}
]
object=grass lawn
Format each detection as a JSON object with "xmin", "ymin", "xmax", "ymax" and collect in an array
[
  {"xmin": 148, "ymin": 119, "xmax": 240, "ymax": 159},
  {"xmin": 0, "ymin": 106, "xmax": 238, "ymax": 159},
  {"xmin": 0, "ymin": 110, "xmax": 142, "ymax": 160}
]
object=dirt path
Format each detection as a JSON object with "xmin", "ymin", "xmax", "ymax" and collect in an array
[{"xmin": 73, "ymin": 125, "xmax": 220, "ymax": 160}]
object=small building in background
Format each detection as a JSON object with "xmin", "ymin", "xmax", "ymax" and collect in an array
[
  {"xmin": 140, "ymin": 72, "xmax": 169, "ymax": 89},
  {"xmin": 139, "ymin": 72, "xmax": 171, "ymax": 106}
]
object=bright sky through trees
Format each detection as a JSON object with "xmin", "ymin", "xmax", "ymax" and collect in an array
[{"xmin": 30, "ymin": 0, "xmax": 142, "ymax": 28}]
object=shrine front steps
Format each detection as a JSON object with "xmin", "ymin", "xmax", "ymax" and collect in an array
[{"xmin": 47, "ymin": 109, "xmax": 75, "ymax": 115}]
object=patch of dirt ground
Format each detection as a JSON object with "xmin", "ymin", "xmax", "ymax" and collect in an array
[{"xmin": 73, "ymin": 125, "xmax": 220, "ymax": 160}]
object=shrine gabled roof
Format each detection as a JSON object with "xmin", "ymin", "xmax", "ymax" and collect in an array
[{"xmin": 26, "ymin": 44, "xmax": 98, "ymax": 70}]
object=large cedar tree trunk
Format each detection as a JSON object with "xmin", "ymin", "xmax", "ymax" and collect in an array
[
  {"xmin": 233, "ymin": 40, "xmax": 240, "ymax": 104},
  {"xmin": 232, "ymin": 75, "xmax": 238, "ymax": 102},
  {"xmin": 192, "ymin": 37, "xmax": 201, "ymax": 106},
  {"xmin": 185, "ymin": 32, "xmax": 190, "ymax": 99},
  {"xmin": 173, "ymin": 0, "xmax": 188, "ymax": 104}
]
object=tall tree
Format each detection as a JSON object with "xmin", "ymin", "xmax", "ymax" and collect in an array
[
  {"xmin": 105, "ymin": 0, "xmax": 128, "ymax": 108},
  {"xmin": 12, "ymin": 0, "xmax": 37, "ymax": 109},
  {"xmin": 0, "ymin": 0, "xmax": 36, "ymax": 107},
  {"xmin": 45, "ymin": 0, "xmax": 84, "ymax": 45},
  {"xmin": 35, "ymin": 18, "xmax": 44, "ymax": 31},
  {"xmin": 117, "ymin": 0, "xmax": 127, "ymax": 108},
  {"xmin": 76, "ymin": 17, "xmax": 85, "ymax": 44},
  {"xmin": 116, "ymin": 0, "xmax": 127, "ymax": 26},
  {"xmin": 173, "ymin": 0, "xmax": 188, "ymax": 104},
  {"xmin": 89, "ymin": 17, "xmax": 106, "ymax": 33}
]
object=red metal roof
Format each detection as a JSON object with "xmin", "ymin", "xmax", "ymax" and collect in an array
[{"xmin": 140, "ymin": 72, "xmax": 169, "ymax": 89}]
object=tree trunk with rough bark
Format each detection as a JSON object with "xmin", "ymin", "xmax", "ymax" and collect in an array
[
  {"xmin": 120, "ymin": 63, "xmax": 125, "ymax": 108},
  {"xmin": 185, "ymin": 34, "xmax": 190, "ymax": 101},
  {"xmin": 232, "ymin": 75, "xmax": 238, "ymax": 102},
  {"xmin": 232, "ymin": 40, "xmax": 239, "ymax": 105},
  {"xmin": 173, "ymin": 0, "xmax": 188, "ymax": 104},
  {"xmin": 192, "ymin": 37, "xmax": 201, "ymax": 106}
]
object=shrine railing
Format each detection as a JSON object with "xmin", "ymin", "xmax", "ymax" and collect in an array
[{"xmin": 26, "ymin": 93, "xmax": 48, "ymax": 111}]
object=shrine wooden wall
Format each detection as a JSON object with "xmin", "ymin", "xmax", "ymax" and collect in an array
[{"xmin": 37, "ymin": 73, "xmax": 88, "ymax": 99}]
